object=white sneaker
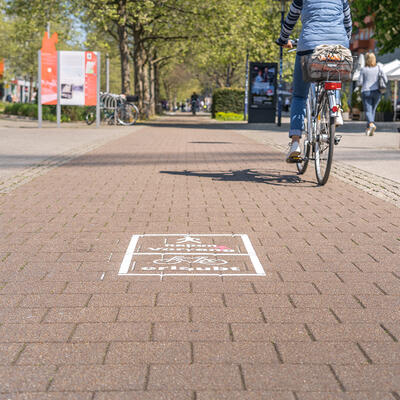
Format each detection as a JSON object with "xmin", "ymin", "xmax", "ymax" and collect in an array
[
  {"xmin": 365, "ymin": 127, "xmax": 371, "ymax": 136},
  {"xmin": 335, "ymin": 110, "xmax": 343, "ymax": 126},
  {"xmin": 369, "ymin": 123, "xmax": 376, "ymax": 136},
  {"xmin": 286, "ymin": 141, "xmax": 301, "ymax": 162}
]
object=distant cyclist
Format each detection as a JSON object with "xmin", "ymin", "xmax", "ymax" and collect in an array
[
  {"xmin": 276, "ymin": 0, "xmax": 352, "ymax": 162},
  {"xmin": 190, "ymin": 92, "xmax": 199, "ymax": 115}
]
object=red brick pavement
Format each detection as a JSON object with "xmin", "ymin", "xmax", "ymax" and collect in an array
[{"xmin": 0, "ymin": 115, "xmax": 399, "ymax": 399}]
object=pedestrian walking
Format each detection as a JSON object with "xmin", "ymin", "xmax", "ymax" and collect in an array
[{"xmin": 358, "ymin": 52, "xmax": 388, "ymax": 136}]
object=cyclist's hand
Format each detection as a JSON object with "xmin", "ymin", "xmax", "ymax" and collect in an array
[{"xmin": 283, "ymin": 41, "xmax": 293, "ymax": 49}]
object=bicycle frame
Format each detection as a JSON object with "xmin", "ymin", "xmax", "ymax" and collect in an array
[{"xmin": 305, "ymin": 82, "xmax": 341, "ymax": 151}]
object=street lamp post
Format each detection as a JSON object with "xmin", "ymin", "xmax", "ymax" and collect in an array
[
  {"xmin": 106, "ymin": 54, "xmax": 110, "ymax": 93},
  {"xmin": 244, "ymin": 49, "xmax": 249, "ymax": 121},
  {"xmin": 277, "ymin": 0, "xmax": 285, "ymax": 127}
]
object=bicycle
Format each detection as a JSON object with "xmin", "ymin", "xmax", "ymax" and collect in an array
[
  {"xmin": 85, "ymin": 93, "xmax": 139, "ymax": 126},
  {"xmin": 153, "ymin": 256, "xmax": 228, "ymax": 266},
  {"xmin": 286, "ymin": 41, "xmax": 354, "ymax": 185}
]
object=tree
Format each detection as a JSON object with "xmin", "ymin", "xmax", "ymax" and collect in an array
[
  {"xmin": 1, "ymin": 0, "xmax": 77, "ymax": 101},
  {"xmin": 184, "ymin": 0, "xmax": 298, "ymax": 90},
  {"xmin": 77, "ymin": 0, "xmax": 134, "ymax": 94},
  {"xmin": 352, "ymin": 0, "xmax": 400, "ymax": 54}
]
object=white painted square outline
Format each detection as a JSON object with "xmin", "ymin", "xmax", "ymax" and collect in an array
[{"xmin": 118, "ymin": 234, "xmax": 266, "ymax": 277}]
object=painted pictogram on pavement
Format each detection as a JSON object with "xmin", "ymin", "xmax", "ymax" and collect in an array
[{"xmin": 118, "ymin": 234, "xmax": 265, "ymax": 276}]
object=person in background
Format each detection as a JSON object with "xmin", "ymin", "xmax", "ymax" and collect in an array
[
  {"xmin": 284, "ymin": 97, "xmax": 291, "ymax": 112},
  {"xmin": 358, "ymin": 52, "xmax": 388, "ymax": 136}
]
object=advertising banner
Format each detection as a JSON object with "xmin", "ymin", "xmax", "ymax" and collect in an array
[
  {"xmin": 248, "ymin": 62, "xmax": 277, "ymax": 123},
  {"xmin": 59, "ymin": 51, "xmax": 98, "ymax": 106},
  {"xmin": 250, "ymin": 63, "xmax": 276, "ymax": 106},
  {"xmin": 41, "ymin": 32, "xmax": 58, "ymax": 105}
]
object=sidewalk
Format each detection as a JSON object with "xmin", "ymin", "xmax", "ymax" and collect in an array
[
  {"xmin": 235, "ymin": 117, "xmax": 400, "ymax": 206},
  {"xmin": 238, "ymin": 117, "xmax": 400, "ymax": 183},
  {"xmin": 0, "ymin": 115, "xmax": 399, "ymax": 399},
  {"xmin": 0, "ymin": 117, "xmax": 143, "ymax": 193}
]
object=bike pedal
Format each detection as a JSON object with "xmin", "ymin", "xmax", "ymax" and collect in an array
[
  {"xmin": 334, "ymin": 135, "xmax": 342, "ymax": 145},
  {"xmin": 286, "ymin": 156, "xmax": 303, "ymax": 163}
]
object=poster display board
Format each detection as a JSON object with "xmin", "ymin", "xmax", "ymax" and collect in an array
[
  {"xmin": 38, "ymin": 35, "xmax": 100, "ymax": 128},
  {"xmin": 248, "ymin": 62, "xmax": 277, "ymax": 123},
  {"xmin": 59, "ymin": 51, "xmax": 98, "ymax": 106}
]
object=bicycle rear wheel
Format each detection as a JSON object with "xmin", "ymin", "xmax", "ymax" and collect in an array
[
  {"xmin": 116, "ymin": 103, "xmax": 139, "ymax": 126},
  {"xmin": 314, "ymin": 94, "xmax": 335, "ymax": 185},
  {"xmin": 296, "ymin": 95, "xmax": 312, "ymax": 175}
]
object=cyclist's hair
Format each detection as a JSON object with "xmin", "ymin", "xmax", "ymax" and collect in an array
[{"xmin": 365, "ymin": 52, "xmax": 377, "ymax": 67}]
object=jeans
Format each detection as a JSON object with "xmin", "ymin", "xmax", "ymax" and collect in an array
[
  {"xmin": 362, "ymin": 90, "xmax": 381, "ymax": 126},
  {"xmin": 289, "ymin": 54, "xmax": 310, "ymax": 138}
]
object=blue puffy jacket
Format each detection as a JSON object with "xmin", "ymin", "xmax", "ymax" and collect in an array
[{"xmin": 278, "ymin": 0, "xmax": 352, "ymax": 53}]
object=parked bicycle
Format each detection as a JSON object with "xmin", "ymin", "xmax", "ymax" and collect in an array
[
  {"xmin": 288, "ymin": 41, "xmax": 354, "ymax": 185},
  {"xmin": 85, "ymin": 93, "xmax": 139, "ymax": 126}
]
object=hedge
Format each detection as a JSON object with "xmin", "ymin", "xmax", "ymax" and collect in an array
[
  {"xmin": 211, "ymin": 88, "xmax": 245, "ymax": 118},
  {"xmin": 215, "ymin": 112, "xmax": 244, "ymax": 121},
  {"xmin": 3, "ymin": 103, "xmax": 88, "ymax": 122}
]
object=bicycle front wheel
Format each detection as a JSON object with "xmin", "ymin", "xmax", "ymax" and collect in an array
[
  {"xmin": 314, "ymin": 94, "xmax": 335, "ymax": 185},
  {"xmin": 116, "ymin": 103, "xmax": 139, "ymax": 126}
]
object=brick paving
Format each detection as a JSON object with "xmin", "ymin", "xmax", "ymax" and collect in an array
[{"xmin": 0, "ymin": 115, "xmax": 399, "ymax": 399}]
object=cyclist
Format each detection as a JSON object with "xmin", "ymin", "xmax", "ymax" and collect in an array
[
  {"xmin": 276, "ymin": 0, "xmax": 352, "ymax": 162},
  {"xmin": 190, "ymin": 92, "xmax": 199, "ymax": 115}
]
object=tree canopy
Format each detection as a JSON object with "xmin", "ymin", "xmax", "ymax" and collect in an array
[
  {"xmin": 0, "ymin": 0, "xmax": 298, "ymax": 114},
  {"xmin": 352, "ymin": 0, "xmax": 400, "ymax": 54}
]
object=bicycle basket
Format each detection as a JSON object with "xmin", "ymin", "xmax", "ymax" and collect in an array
[
  {"xmin": 126, "ymin": 94, "xmax": 139, "ymax": 102},
  {"xmin": 301, "ymin": 44, "xmax": 353, "ymax": 82}
]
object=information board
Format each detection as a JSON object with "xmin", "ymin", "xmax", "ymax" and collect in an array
[{"xmin": 59, "ymin": 51, "xmax": 98, "ymax": 106}]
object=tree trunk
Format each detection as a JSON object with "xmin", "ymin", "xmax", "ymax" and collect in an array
[
  {"xmin": 142, "ymin": 60, "xmax": 151, "ymax": 118},
  {"xmin": 133, "ymin": 37, "xmax": 150, "ymax": 118},
  {"xmin": 154, "ymin": 62, "xmax": 161, "ymax": 114},
  {"xmin": 117, "ymin": 1, "xmax": 130, "ymax": 94},
  {"xmin": 29, "ymin": 75, "xmax": 33, "ymax": 103},
  {"xmin": 226, "ymin": 65, "xmax": 231, "ymax": 87},
  {"xmin": 149, "ymin": 58, "xmax": 156, "ymax": 116},
  {"xmin": 118, "ymin": 25, "xmax": 130, "ymax": 94}
]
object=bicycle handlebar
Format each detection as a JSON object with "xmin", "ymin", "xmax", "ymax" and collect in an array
[{"xmin": 275, "ymin": 38, "xmax": 298, "ymax": 48}]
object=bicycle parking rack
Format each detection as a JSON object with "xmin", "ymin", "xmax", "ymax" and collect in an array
[{"xmin": 100, "ymin": 93, "xmax": 124, "ymax": 125}]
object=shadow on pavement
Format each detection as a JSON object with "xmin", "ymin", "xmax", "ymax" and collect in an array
[
  {"xmin": 160, "ymin": 168, "xmax": 315, "ymax": 187},
  {"xmin": 139, "ymin": 120, "xmax": 290, "ymax": 132},
  {"xmin": 189, "ymin": 141, "xmax": 233, "ymax": 144},
  {"xmin": 0, "ymin": 152, "xmax": 285, "ymax": 168}
]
